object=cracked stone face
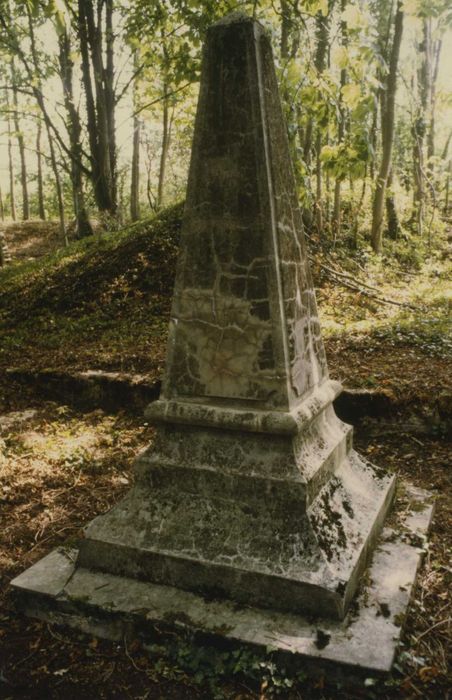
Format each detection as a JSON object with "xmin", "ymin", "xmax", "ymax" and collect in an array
[
  {"xmin": 163, "ymin": 17, "xmax": 327, "ymax": 410},
  {"xmin": 73, "ymin": 14, "xmax": 396, "ymax": 620}
]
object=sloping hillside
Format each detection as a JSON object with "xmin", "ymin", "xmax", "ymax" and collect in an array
[
  {"xmin": 0, "ymin": 205, "xmax": 182, "ymax": 378},
  {"xmin": 0, "ymin": 204, "xmax": 450, "ymax": 407}
]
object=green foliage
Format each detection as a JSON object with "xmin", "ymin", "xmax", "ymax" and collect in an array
[
  {"xmin": 41, "ymin": 0, "xmax": 67, "ymax": 34},
  {"xmin": 0, "ymin": 0, "xmax": 451, "ymax": 256},
  {"xmin": 0, "ymin": 203, "xmax": 182, "ymax": 319},
  {"xmin": 320, "ymin": 141, "xmax": 368, "ymax": 179},
  {"xmin": 144, "ymin": 634, "xmax": 310, "ymax": 698}
]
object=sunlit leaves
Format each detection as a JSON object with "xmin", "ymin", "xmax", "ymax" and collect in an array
[
  {"xmin": 310, "ymin": 0, "xmax": 329, "ymax": 16},
  {"xmin": 402, "ymin": 0, "xmax": 452, "ymax": 20},
  {"xmin": 298, "ymin": 0, "xmax": 329, "ymax": 17},
  {"xmin": 341, "ymin": 82, "xmax": 361, "ymax": 108},
  {"xmin": 320, "ymin": 141, "xmax": 368, "ymax": 179},
  {"xmin": 341, "ymin": 4, "xmax": 370, "ymax": 30},
  {"xmin": 41, "ymin": 0, "xmax": 67, "ymax": 35},
  {"xmin": 331, "ymin": 45, "xmax": 349, "ymax": 69}
]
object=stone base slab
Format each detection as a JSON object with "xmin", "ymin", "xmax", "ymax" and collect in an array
[
  {"xmin": 145, "ymin": 380, "xmax": 343, "ymax": 435},
  {"xmin": 11, "ymin": 483, "xmax": 433, "ymax": 676}
]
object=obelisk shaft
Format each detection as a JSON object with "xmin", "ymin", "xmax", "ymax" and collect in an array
[{"xmin": 163, "ymin": 14, "xmax": 327, "ymax": 411}]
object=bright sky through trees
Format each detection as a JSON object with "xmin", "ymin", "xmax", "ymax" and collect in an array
[{"xmin": 0, "ymin": 0, "xmax": 451, "ymax": 253}]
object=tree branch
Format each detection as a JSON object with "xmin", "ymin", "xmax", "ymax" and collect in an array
[
  {"xmin": 114, "ymin": 56, "xmax": 147, "ymax": 105},
  {"xmin": 131, "ymin": 81, "xmax": 192, "ymax": 119}
]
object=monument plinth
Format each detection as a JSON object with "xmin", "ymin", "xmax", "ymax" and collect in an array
[{"xmin": 12, "ymin": 13, "xmax": 433, "ymax": 675}]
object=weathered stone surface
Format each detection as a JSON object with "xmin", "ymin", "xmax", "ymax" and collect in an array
[
  {"xmin": 74, "ymin": 13, "xmax": 395, "ymax": 620},
  {"xmin": 11, "ymin": 484, "xmax": 434, "ymax": 675},
  {"xmin": 78, "ymin": 424, "xmax": 394, "ymax": 618},
  {"xmin": 14, "ymin": 13, "xmax": 398, "ymax": 632},
  {"xmin": 163, "ymin": 14, "xmax": 326, "ymax": 408}
]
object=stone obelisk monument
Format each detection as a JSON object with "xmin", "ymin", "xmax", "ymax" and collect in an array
[
  {"xmin": 13, "ymin": 14, "xmax": 432, "ymax": 674},
  {"xmin": 75, "ymin": 12, "xmax": 395, "ymax": 620}
]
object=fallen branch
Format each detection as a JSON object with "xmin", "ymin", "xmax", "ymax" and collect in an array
[
  {"xmin": 123, "ymin": 636, "xmax": 145, "ymax": 673},
  {"xmin": 414, "ymin": 617, "xmax": 451, "ymax": 645},
  {"xmin": 312, "ymin": 257, "xmax": 420, "ymax": 310},
  {"xmin": 315, "ymin": 259, "xmax": 382, "ymax": 293}
]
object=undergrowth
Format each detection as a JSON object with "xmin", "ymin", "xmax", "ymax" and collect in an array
[
  {"xmin": 0, "ymin": 203, "xmax": 182, "ymax": 319},
  {"xmin": 0, "ymin": 203, "xmax": 450, "ymax": 382}
]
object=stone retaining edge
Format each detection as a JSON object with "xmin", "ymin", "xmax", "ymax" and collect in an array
[{"xmin": 3, "ymin": 367, "xmax": 451, "ymax": 436}]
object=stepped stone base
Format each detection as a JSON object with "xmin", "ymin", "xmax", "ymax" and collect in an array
[
  {"xmin": 77, "ymin": 451, "xmax": 395, "ymax": 620},
  {"xmin": 11, "ymin": 483, "xmax": 433, "ymax": 675},
  {"xmin": 70, "ymin": 379, "xmax": 396, "ymax": 621}
]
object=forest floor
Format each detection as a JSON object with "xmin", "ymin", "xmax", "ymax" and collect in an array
[
  {"xmin": 3, "ymin": 220, "xmax": 67, "ymax": 261},
  {"xmin": 0, "ymin": 211, "xmax": 450, "ymax": 698}
]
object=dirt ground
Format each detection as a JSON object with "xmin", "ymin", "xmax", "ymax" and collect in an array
[
  {"xmin": 2, "ymin": 221, "xmax": 67, "ymax": 262},
  {"xmin": 0, "ymin": 217, "xmax": 450, "ymax": 697},
  {"xmin": 0, "ymin": 378, "xmax": 450, "ymax": 699}
]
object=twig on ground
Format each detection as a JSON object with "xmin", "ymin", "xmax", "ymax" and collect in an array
[
  {"xmin": 123, "ymin": 635, "xmax": 145, "ymax": 673},
  {"xmin": 409, "ymin": 435, "xmax": 425, "ymax": 446},
  {"xmin": 10, "ymin": 646, "xmax": 41, "ymax": 670},
  {"xmin": 315, "ymin": 259, "xmax": 420, "ymax": 310},
  {"xmin": 46, "ymin": 623, "xmax": 67, "ymax": 644},
  {"xmin": 414, "ymin": 617, "xmax": 451, "ymax": 645},
  {"xmin": 314, "ymin": 259, "xmax": 382, "ymax": 293}
]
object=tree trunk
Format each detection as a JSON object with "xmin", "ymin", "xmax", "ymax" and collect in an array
[
  {"xmin": 369, "ymin": 103, "xmax": 377, "ymax": 181},
  {"xmin": 427, "ymin": 34, "xmax": 441, "ymax": 163},
  {"xmin": 26, "ymin": 10, "xmax": 66, "ymax": 242},
  {"xmin": 144, "ymin": 135, "xmax": 157, "ymax": 212},
  {"xmin": 58, "ymin": 27, "xmax": 93, "ymax": 238},
  {"xmin": 157, "ymin": 34, "xmax": 172, "ymax": 210},
  {"xmin": 130, "ymin": 50, "xmax": 140, "ymax": 222},
  {"xmin": 105, "ymin": 0, "xmax": 116, "ymax": 211},
  {"xmin": 385, "ymin": 170, "xmax": 400, "ymax": 239},
  {"xmin": 147, "ymin": 170, "xmax": 156, "ymax": 211},
  {"xmin": 441, "ymin": 129, "xmax": 452, "ymax": 162},
  {"xmin": 48, "ymin": 130, "xmax": 67, "ymax": 246},
  {"xmin": 0, "ymin": 186, "xmax": 4, "ymax": 221},
  {"xmin": 444, "ymin": 161, "xmax": 451, "ymax": 215},
  {"xmin": 130, "ymin": 114, "xmax": 141, "ymax": 221},
  {"xmin": 36, "ymin": 120, "xmax": 45, "ymax": 220},
  {"xmin": 312, "ymin": 4, "xmax": 333, "ymax": 236},
  {"xmin": 370, "ymin": 1, "xmax": 404, "ymax": 254},
  {"xmin": 302, "ymin": 5, "xmax": 332, "ymax": 171},
  {"xmin": 78, "ymin": 0, "xmax": 100, "ymax": 193},
  {"xmin": 315, "ymin": 130, "xmax": 323, "ymax": 234},
  {"xmin": 26, "ymin": 10, "xmax": 64, "ymax": 236},
  {"xmin": 87, "ymin": 0, "xmax": 115, "ymax": 214},
  {"xmin": 332, "ymin": 0, "xmax": 347, "ymax": 240},
  {"xmin": 332, "ymin": 179, "xmax": 341, "ymax": 242},
  {"xmin": 411, "ymin": 18, "xmax": 433, "ymax": 232},
  {"xmin": 26, "ymin": 11, "xmax": 45, "ymax": 222},
  {"xmin": 280, "ymin": 0, "xmax": 290, "ymax": 59},
  {"xmin": 11, "ymin": 58, "xmax": 29, "ymax": 220},
  {"xmin": 303, "ymin": 119, "xmax": 313, "ymax": 167},
  {"xmin": 412, "ymin": 126, "xmax": 424, "ymax": 235},
  {"xmin": 78, "ymin": 0, "xmax": 116, "ymax": 216},
  {"xmin": 6, "ymin": 92, "xmax": 16, "ymax": 221},
  {"xmin": 157, "ymin": 90, "xmax": 170, "ymax": 210}
]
